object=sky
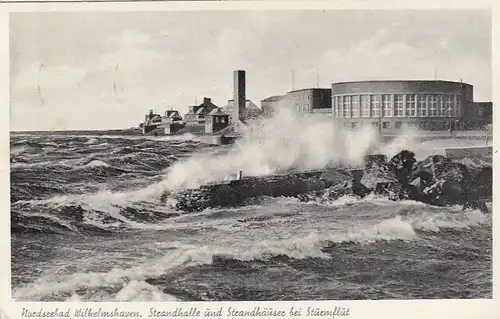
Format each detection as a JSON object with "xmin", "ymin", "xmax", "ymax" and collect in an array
[{"xmin": 10, "ymin": 9, "xmax": 492, "ymax": 131}]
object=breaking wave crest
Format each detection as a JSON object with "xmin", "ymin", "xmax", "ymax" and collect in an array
[{"xmin": 12, "ymin": 202, "xmax": 489, "ymax": 302}]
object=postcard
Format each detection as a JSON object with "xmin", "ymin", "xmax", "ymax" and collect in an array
[{"xmin": 1, "ymin": 1, "xmax": 498, "ymax": 319}]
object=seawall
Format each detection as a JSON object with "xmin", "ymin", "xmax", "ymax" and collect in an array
[
  {"xmin": 197, "ymin": 135, "xmax": 223, "ymax": 145},
  {"xmin": 444, "ymin": 146, "xmax": 492, "ymax": 160},
  {"xmin": 173, "ymin": 168, "xmax": 354, "ymax": 212}
]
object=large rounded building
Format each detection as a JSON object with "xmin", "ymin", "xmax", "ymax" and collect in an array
[{"xmin": 331, "ymin": 80, "xmax": 474, "ymax": 131}]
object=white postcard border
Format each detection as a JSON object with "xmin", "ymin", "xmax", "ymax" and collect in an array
[{"xmin": 0, "ymin": 1, "xmax": 498, "ymax": 319}]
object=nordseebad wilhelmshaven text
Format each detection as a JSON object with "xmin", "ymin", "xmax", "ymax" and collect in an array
[{"xmin": 21, "ymin": 308, "xmax": 141, "ymax": 318}]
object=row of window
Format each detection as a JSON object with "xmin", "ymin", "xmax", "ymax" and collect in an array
[
  {"xmin": 332, "ymin": 94, "xmax": 463, "ymax": 118},
  {"xmin": 343, "ymin": 121, "xmax": 463, "ymax": 131},
  {"xmin": 297, "ymin": 105, "xmax": 311, "ymax": 113}
]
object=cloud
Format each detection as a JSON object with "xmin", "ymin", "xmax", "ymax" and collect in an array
[
  {"xmin": 9, "ymin": 10, "xmax": 491, "ymax": 131},
  {"xmin": 107, "ymin": 30, "xmax": 154, "ymax": 49},
  {"xmin": 318, "ymin": 27, "xmax": 491, "ymax": 101},
  {"xmin": 10, "ymin": 29, "xmax": 168, "ymax": 130}
]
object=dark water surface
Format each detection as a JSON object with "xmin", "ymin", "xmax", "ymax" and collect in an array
[{"xmin": 10, "ymin": 134, "xmax": 492, "ymax": 301}]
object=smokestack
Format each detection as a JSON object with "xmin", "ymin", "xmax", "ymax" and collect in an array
[{"xmin": 233, "ymin": 70, "xmax": 246, "ymax": 123}]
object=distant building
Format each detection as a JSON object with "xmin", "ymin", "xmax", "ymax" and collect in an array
[
  {"xmin": 164, "ymin": 110, "xmax": 182, "ymax": 123},
  {"xmin": 141, "ymin": 108, "xmax": 185, "ymax": 136},
  {"xmin": 464, "ymin": 102, "xmax": 492, "ymax": 130},
  {"xmin": 260, "ymin": 89, "xmax": 331, "ymax": 117},
  {"xmin": 205, "ymin": 108, "xmax": 230, "ymax": 134},
  {"xmin": 221, "ymin": 99, "xmax": 263, "ymax": 121},
  {"xmin": 261, "ymin": 95, "xmax": 284, "ymax": 117},
  {"xmin": 330, "ymin": 80, "xmax": 489, "ymax": 132},
  {"xmin": 309, "ymin": 107, "xmax": 332, "ymax": 119},
  {"xmin": 184, "ymin": 97, "xmax": 219, "ymax": 126},
  {"xmin": 284, "ymin": 88, "xmax": 332, "ymax": 113},
  {"xmin": 141, "ymin": 110, "xmax": 164, "ymax": 135}
]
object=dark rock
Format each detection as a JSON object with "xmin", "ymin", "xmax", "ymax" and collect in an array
[
  {"xmin": 298, "ymin": 169, "xmax": 370, "ymax": 203},
  {"xmin": 320, "ymin": 180, "xmax": 358, "ymax": 201},
  {"xmin": 419, "ymin": 155, "xmax": 472, "ymax": 206},
  {"xmin": 374, "ymin": 182, "xmax": 416, "ymax": 201},
  {"xmin": 413, "ymin": 155, "xmax": 490, "ymax": 212},
  {"xmin": 387, "ymin": 150, "xmax": 417, "ymax": 186},
  {"xmin": 364, "ymin": 154, "xmax": 387, "ymax": 168},
  {"xmin": 360, "ymin": 163, "xmax": 398, "ymax": 190},
  {"xmin": 360, "ymin": 150, "xmax": 419, "ymax": 201},
  {"xmin": 167, "ymin": 150, "xmax": 492, "ymax": 213},
  {"xmin": 319, "ymin": 168, "xmax": 352, "ymax": 188},
  {"xmin": 472, "ymin": 166, "xmax": 492, "ymax": 198}
]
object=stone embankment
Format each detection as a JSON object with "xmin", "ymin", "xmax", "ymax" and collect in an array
[{"xmin": 166, "ymin": 149, "xmax": 492, "ymax": 213}]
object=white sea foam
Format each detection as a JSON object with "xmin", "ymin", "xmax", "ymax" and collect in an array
[
  {"xmin": 84, "ymin": 137, "xmax": 98, "ymax": 145},
  {"xmin": 10, "ymin": 145, "xmax": 28, "ymax": 156},
  {"xmin": 64, "ymin": 280, "xmax": 179, "ymax": 302},
  {"xmin": 16, "ymin": 212, "xmax": 78, "ymax": 232},
  {"xmin": 14, "ymin": 188, "xmax": 175, "ymax": 230},
  {"xmin": 13, "ymin": 202, "xmax": 489, "ymax": 302},
  {"xmin": 74, "ymin": 133, "xmax": 197, "ymax": 142},
  {"xmin": 83, "ymin": 160, "xmax": 110, "ymax": 168},
  {"xmin": 410, "ymin": 208, "xmax": 490, "ymax": 232},
  {"xmin": 10, "ymin": 160, "xmax": 54, "ymax": 168},
  {"xmin": 159, "ymin": 102, "xmax": 438, "ymax": 191},
  {"xmin": 13, "ymin": 244, "xmax": 217, "ymax": 301}
]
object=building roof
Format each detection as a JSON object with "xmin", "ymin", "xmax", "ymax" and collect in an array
[
  {"xmin": 222, "ymin": 100, "xmax": 261, "ymax": 110},
  {"xmin": 331, "ymin": 79, "xmax": 472, "ymax": 86},
  {"xmin": 208, "ymin": 108, "xmax": 229, "ymax": 116},
  {"xmin": 287, "ymin": 88, "xmax": 330, "ymax": 94},
  {"xmin": 165, "ymin": 110, "xmax": 180, "ymax": 118},
  {"xmin": 197, "ymin": 97, "xmax": 219, "ymax": 109},
  {"xmin": 195, "ymin": 107, "xmax": 206, "ymax": 115},
  {"xmin": 261, "ymin": 95, "xmax": 284, "ymax": 102}
]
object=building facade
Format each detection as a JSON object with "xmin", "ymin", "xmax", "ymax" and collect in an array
[
  {"xmin": 164, "ymin": 110, "xmax": 182, "ymax": 123},
  {"xmin": 261, "ymin": 95, "xmax": 284, "ymax": 117},
  {"xmin": 184, "ymin": 97, "xmax": 219, "ymax": 126},
  {"xmin": 464, "ymin": 102, "xmax": 492, "ymax": 130},
  {"xmin": 222, "ymin": 99, "xmax": 263, "ymax": 121},
  {"xmin": 260, "ymin": 88, "xmax": 331, "ymax": 117},
  {"xmin": 205, "ymin": 108, "xmax": 230, "ymax": 134},
  {"xmin": 331, "ymin": 80, "xmax": 474, "ymax": 131},
  {"xmin": 283, "ymin": 88, "xmax": 332, "ymax": 114}
]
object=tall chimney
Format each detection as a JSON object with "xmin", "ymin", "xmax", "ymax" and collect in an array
[{"xmin": 233, "ymin": 70, "xmax": 246, "ymax": 123}]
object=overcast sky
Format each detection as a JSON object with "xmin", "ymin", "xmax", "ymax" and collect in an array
[{"xmin": 10, "ymin": 10, "xmax": 491, "ymax": 131}]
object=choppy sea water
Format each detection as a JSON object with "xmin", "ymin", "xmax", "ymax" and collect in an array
[{"xmin": 10, "ymin": 133, "xmax": 492, "ymax": 301}]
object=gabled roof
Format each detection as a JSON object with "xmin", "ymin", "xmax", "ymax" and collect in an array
[
  {"xmin": 195, "ymin": 107, "xmax": 206, "ymax": 115},
  {"xmin": 261, "ymin": 95, "xmax": 284, "ymax": 102},
  {"xmin": 208, "ymin": 108, "xmax": 229, "ymax": 116},
  {"xmin": 222, "ymin": 100, "xmax": 261, "ymax": 113},
  {"xmin": 223, "ymin": 99, "xmax": 261, "ymax": 111},
  {"xmin": 165, "ymin": 110, "xmax": 180, "ymax": 117},
  {"xmin": 197, "ymin": 98, "xmax": 219, "ymax": 109},
  {"xmin": 245, "ymin": 100, "xmax": 260, "ymax": 110}
]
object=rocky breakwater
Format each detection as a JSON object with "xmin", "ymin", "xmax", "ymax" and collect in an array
[
  {"xmin": 300, "ymin": 150, "xmax": 492, "ymax": 213},
  {"xmin": 168, "ymin": 168, "xmax": 357, "ymax": 212},
  {"xmin": 164, "ymin": 150, "xmax": 492, "ymax": 213}
]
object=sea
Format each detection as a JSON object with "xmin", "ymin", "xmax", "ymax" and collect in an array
[{"xmin": 10, "ymin": 132, "xmax": 492, "ymax": 301}]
